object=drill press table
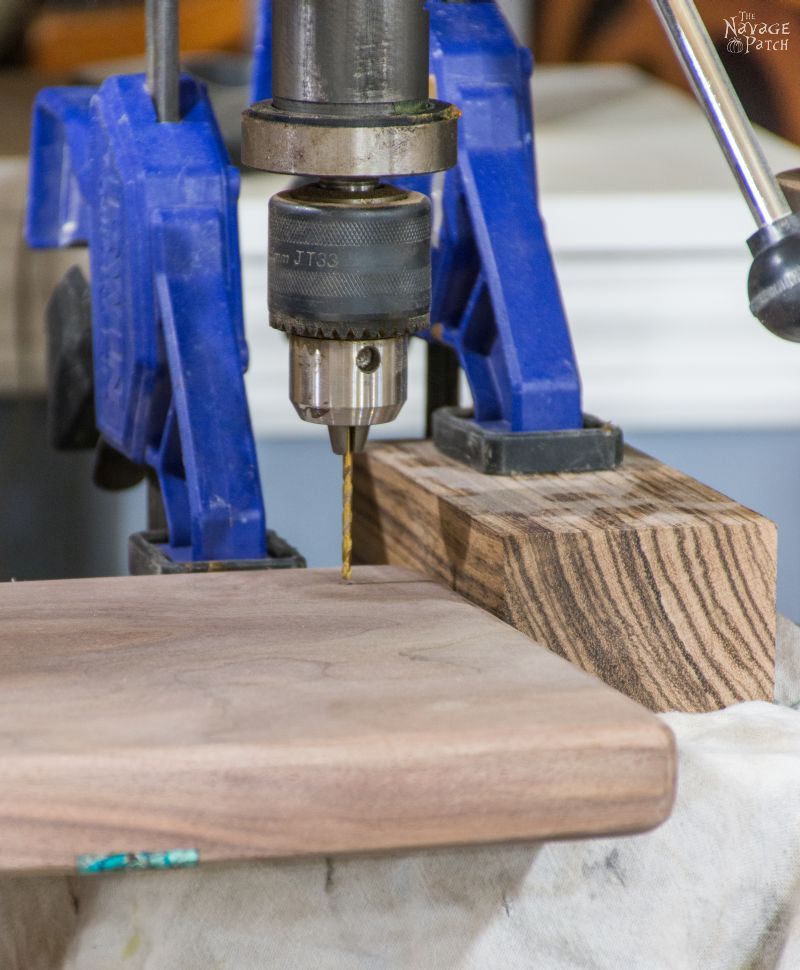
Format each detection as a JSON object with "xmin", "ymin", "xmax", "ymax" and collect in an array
[{"xmin": 0, "ymin": 566, "xmax": 674, "ymax": 875}]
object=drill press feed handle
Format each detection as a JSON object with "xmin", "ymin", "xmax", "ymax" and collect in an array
[
  {"xmin": 26, "ymin": 75, "xmax": 268, "ymax": 563},
  {"xmin": 651, "ymin": 0, "xmax": 800, "ymax": 340}
]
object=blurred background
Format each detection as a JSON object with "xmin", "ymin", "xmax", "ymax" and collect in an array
[{"xmin": 3, "ymin": 1, "xmax": 800, "ymax": 618}]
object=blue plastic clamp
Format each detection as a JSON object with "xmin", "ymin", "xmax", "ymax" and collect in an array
[{"xmin": 27, "ymin": 74, "xmax": 268, "ymax": 562}]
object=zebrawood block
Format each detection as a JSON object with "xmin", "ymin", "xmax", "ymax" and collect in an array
[
  {"xmin": 0, "ymin": 566, "xmax": 675, "ymax": 874},
  {"xmin": 353, "ymin": 442, "xmax": 776, "ymax": 713}
]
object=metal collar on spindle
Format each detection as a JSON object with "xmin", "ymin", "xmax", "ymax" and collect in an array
[{"xmin": 241, "ymin": 0, "xmax": 459, "ymax": 178}]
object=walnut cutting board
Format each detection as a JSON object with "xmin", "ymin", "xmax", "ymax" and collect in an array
[{"xmin": 0, "ymin": 566, "xmax": 675, "ymax": 874}]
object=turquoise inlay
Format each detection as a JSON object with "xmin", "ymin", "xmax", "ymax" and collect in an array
[{"xmin": 76, "ymin": 848, "xmax": 199, "ymax": 875}]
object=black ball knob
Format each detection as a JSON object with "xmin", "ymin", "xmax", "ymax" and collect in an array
[{"xmin": 748, "ymin": 212, "xmax": 800, "ymax": 342}]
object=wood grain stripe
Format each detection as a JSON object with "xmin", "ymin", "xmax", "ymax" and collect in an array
[{"xmin": 354, "ymin": 442, "xmax": 776, "ymax": 713}]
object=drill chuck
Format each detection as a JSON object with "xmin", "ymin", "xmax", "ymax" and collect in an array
[
  {"xmin": 269, "ymin": 181, "xmax": 432, "ymax": 341},
  {"xmin": 269, "ymin": 180, "xmax": 430, "ymax": 452},
  {"xmin": 241, "ymin": 0, "xmax": 457, "ymax": 455},
  {"xmin": 289, "ymin": 335, "xmax": 408, "ymax": 454}
]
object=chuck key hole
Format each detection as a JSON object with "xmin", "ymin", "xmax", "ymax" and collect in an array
[{"xmin": 356, "ymin": 346, "xmax": 381, "ymax": 374}]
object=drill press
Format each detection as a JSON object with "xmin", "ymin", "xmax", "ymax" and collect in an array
[{"xmin": 241, "ymin": 0, "xmax": 458, "ymax": 577}]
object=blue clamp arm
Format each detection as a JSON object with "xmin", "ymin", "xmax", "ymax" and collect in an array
[
  {"xmin": 152, "ymin": 209, "xmax": 266, "ymax": 560},
  {"xmin": 27, "ymin": 87, "xmax": 95, "ymax": 248},
  {"xmin": 426, "ymin": 0, "xmax": 583, "ymax": 433}
]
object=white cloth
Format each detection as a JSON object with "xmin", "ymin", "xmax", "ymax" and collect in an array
[{"xmin": 4, "ymin": 618, "xmax": 800, "ymax": 970}]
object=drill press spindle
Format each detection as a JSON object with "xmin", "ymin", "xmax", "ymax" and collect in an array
[{"xmin": 241, "ymin": 0, "xmax": 458, "ymax": 578}]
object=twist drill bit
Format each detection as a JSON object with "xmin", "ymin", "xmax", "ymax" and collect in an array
[{"xmin": 342, "ymin": 428, "xmax": 353, "ymax": 582}]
